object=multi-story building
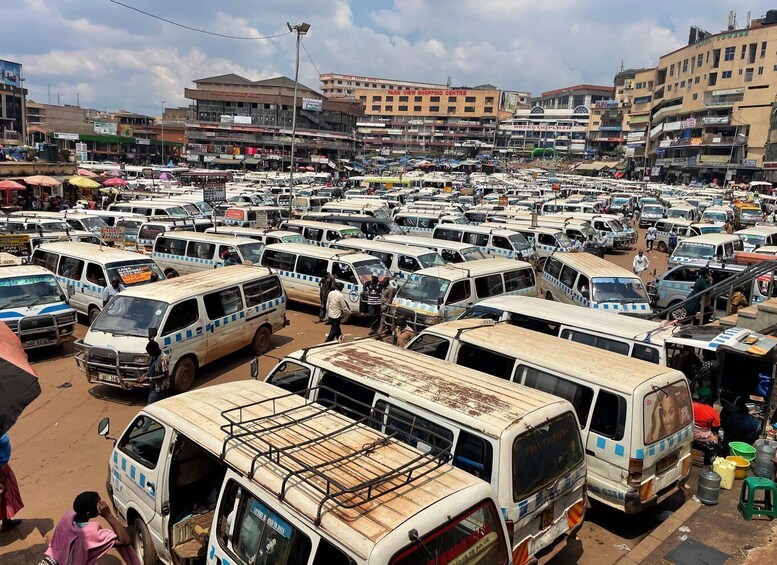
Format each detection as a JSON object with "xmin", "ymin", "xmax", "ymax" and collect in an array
[
  {"xmin": 320, "ymin": 73, "xmax": 446, "ymax": 99},
  {"xmin": 498, "ymin": 85, "xmax": 612, "ymax": 156},
  {"xmin": 184, "ymin": 73, "xmax": 362, "ymax": 168},
  {"xmin": 0, "ymin": 59, "xmax": 26, "ymax": 146},
  {"xmin": 640, "ymin": 13, "xmax": 777, "ymax": 182}
]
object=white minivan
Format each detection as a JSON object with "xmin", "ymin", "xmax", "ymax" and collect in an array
[
  {"xmin": 75, "ymin": 266, "xmax": 287, "ymax": 392},
  {"xmin": 330, "ymin": 238, "xmax": 445, "ymax": 280},
  {"xmin": 151, "ymin": 232, "xmax": 266, "ymax": 276}
]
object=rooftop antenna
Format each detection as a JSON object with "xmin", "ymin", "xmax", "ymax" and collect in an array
[
  {"xmin": 728, "ymin": 10, "xmax": 737, "ymax": 30},
  {"xmin": 57, "ymin": 92, "xmax": 60, "ymax": 105},
  {"xmin": 47, "ymin": 84, "xmax": 51, "ymax": 105},
  {"xmin": 620, "ymin": 59, "xmax": 624, "ymax": 72},
  {"xmin": 747, "ymin": 11, "xmax": 751, "ymax": 28},
  {"xmin": 447, "ymin": 76, "xmax": 451, "ymax": 88},
  {"xmin": 76, "ymin": 92, "xmax": 80, "ymax": 107}
]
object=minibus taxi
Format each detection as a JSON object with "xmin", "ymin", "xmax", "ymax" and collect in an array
[
  {"xmin": 379, "ymin": 234, "xmax": 487, "ymax": 263},
  {"xmin": 76, "ymin": 266, "xmax": 286, "ymax": 393},
  {"xmin": 98, "ymin": 380, "xmax": 511, "ymax": 565},
  {"xmin": 11, "ymin": 211, "xmax": 108, "ymax": 236},
  {"xmin": 639, "ymin": 204, "xmax": 665, "ymax": 228},
  {"xmin": 668, "ymin": 233, "xmax": 744, "ymax": 268},
  {"xmin": 31, "ymin": 242, "xmax": 165, "ymax": 323},
  {"xmin": 432, "ymin": 224, "xmax": 535, "ymax": 262},
  {"xmin": 108, "ymin": 200, "xmax": 189, "ymax": 218},
  {"xmin": 734, "ymin": 201, "xmax": 763, "ymax": 228},
  {"xmin": 480, "ymin": 223, "xmax": 572, "ymax": 259},
  {"xmin": 265, "ymin": 340, "xmax": 586, "ymax": 562},
  {"xmin": 320, "ymin": 200, "xmax": 391, "ymax": 219},
  {"xmin": 0, "ymin": 258, "xmax": 77, "ymax": 349},
  {"xmin": 665, "ymin": 205, "xmax": 697, "ymax": 222},
  {"xmin": 290, "ymin": 195, "xmax": 328, "ymax": 217},
  {"xmin": 653, "ymin": 219, "xmax": 695, "ymax": 252},
  {"xmin": 135, "ymin": 217, "xmax": 214, "ymax": 254},
  {"xmin": 205, "ymin": 226, "xmax": 305, "ymax": 246},
  {"xmin": 700, "ymin": 205, "xmax": 733, "ymax": 227},
  {"xmin": 260, "ymin": 243, "xmax": 393, "ymax": 316},
  {"xmin": 486, "ymin": 216, "xmax": 598, "ymax": 249},
  {"xmin": 28, "ymin": 231, "xmax": 101, "ymax": 252},
  {"xmin": 330, "ymin": 239, "xmax": 445, "ymax": 280},
  {"xmin": 302, "ymin": 212, "xmax": 404, "ymax": 239},
  {"xmin": 151, "ymin": 232, "xmax": 265, "ymax": 276},
  {"xmin": 567, "ymin": 213, "xmax": 636, "ymax": 250},
  {"xmin": 393, "ymin": 211, "xmax": 468, "ymax": 237},
  {"xmin": 387, "ymin": 258, "xmax": 536, "ymax": 331},
  {"xmin": 223, "ymin": 205, "xmax": 286, "ymax": 229},
  {"xmin": 735, "ymin": 225, "xmax": 777, "ymax": 252},
  {"xmin": 542, "ymin": 252, "xmax": 652, "ymax": 314},
  {"xmin": 409, "ymin": 319, "xmax": 693, "ymax": 513},
  {"xmin": 281, "ymin": 219, "xmax": 363, "ymax": 246}
]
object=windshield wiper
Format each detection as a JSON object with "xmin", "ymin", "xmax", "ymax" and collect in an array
[{"xmin": 27, "ymin": 296, "xmax": 55, "ymax": 307}]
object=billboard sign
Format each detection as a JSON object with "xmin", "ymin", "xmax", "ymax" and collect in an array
[
  {"xmin": 499, "ymin": 91, "xmax": 520, "ymax": 113},
  {"xmin": 0, "ymin": 60, "xmax": 22, "ymax": 88},
  {"xmin": 93, "ymin": 121, "xmax": 118, "ymax": 135},
  {"xmin": 118, "ymin": 124, "xmax": 133, "ymax": 137},
  {"xmin": 203, "ymin": 187, "xmax": 226, "ymax": 203},
  {"xmin": 233, "ymin": 115, "xmax": 252, "ymax": 124},
  {"xmin": 302, "ymin": 98, "xmax": 323, "ymax": 112},
  {"xmin": 0, "ymin": 234, "xmax": 31, "ymax": 257}
]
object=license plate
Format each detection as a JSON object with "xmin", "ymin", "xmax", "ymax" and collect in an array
[
  {"xmin": 657, "ymin": 452, "xmax": 678, "ymax": 475},
  {"xmin": 540, "ymin": 504, "xmax": 555, "ymax": 530},
  {"xmin": 24, "ymin": 338, "xmax": 53, "ymax": 347},
  {"xmin": 98, "ymin": 372, "xmax": 121, "ymax": 384}
]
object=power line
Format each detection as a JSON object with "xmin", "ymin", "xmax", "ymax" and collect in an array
[
  {"xmin": 108, "ymin": 0, "xmax": 292, "ymax": 40},
  {"xmin": 300, "ymin": 40, "xmax": 321, "ymax": 76}
]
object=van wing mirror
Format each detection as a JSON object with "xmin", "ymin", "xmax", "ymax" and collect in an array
[
  {"xmin": 67, "ymin": 284, "xmax": 75, "ymax": 299},
  {"xmin": 250, "ymin": 356, "xmax": 260, "ymax": 380},
  {"xmin": 148, "ymin": 327, "xmax": 158, "ymax": 339},
  {"xmin": 97, "ymin": 417, "xmax": 110, "ymax": 437}
]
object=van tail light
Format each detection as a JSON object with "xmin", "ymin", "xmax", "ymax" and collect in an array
[
  {"xmin": 628, "ymin": 457, "xmax": 643, "ymax": 488},
  {"xmin": 512, "ymin": 538, "xmax": 530, "ymax": 565},
  {"xmin": 504, "ymin": 519, "xmax": 514, "ymax": 542},
  {"xmin": 567, "ymin": 501, "xmax": 585, "ymax": 530},
  {"xmin": 640, "ymin": 479, "xmax": 655, "ymax": 502}
]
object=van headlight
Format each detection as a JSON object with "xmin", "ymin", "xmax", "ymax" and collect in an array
[
  {"xmin": 422, "ymin": 316, "xmax": 440, "ymax": 325},
  {"xmin": 130, "ymin": 354, "xmax": 152, "ymax": 365}
]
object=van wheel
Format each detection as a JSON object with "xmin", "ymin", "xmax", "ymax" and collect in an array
[
  {"xmin": 88, "ymin": 307, "xmax": 100, "ymax": 325},
  {"xmin": 657, "ymin": 241, "xmax": 667, "ymax": 253},
  {"xmin": 251, "ymin": 326, "xmax": 272, "ymax": 355},
  {"xmin": 668, "ymin": 301, "xmax": 687, "ymax": 321},
  {"xmin": 133, "ymin": 517, "xmax": 158, "ymax": 565},
  {"xmin": 164, "ymin": 269, "xmax": 179, "ymax": 278},
  {"xmin": 171, "ymin": 357, "xmax": 196, "ymax": 393},
  {"xmin": 545, "ymin": 291, "xmax": 554, "ymax": 301}
]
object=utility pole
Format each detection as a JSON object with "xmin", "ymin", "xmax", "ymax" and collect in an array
[
  {"xmin": 161, "ymin": 100, "xmax": 166, "ymax": 166},
  {"xmin": 286, "ymin": 22, "xmax": 311, "ymax": 217}
]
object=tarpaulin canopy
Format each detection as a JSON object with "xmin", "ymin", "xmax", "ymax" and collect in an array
[
  {"xmin": 68, "ymin": 176, "xmax": 101, "ymax": 189},
  {"xmin": 0, "ymin": 323, "xmax": 41, "ymax": 435},
  {"xmin": 23, "ymin": 175, "xmax": 61, "ymax": 187}
]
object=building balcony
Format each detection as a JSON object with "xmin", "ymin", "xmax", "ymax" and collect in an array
[{"xmin": 657, "ymin": 134, "xmax": 747, "ymax": 148}]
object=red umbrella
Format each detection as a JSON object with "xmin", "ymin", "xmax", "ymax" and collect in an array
[
  {"xmin": 305, "ymin": 166, "xmax": 315, "ymax": 171},
  {"xmin": 108, "ymin": 169, "xmax": 123, "ymax": 177},
  {"xmin": 0, "ymin": 323, "xmax": 41, "ymax": 435},
  {"xmin": 102, "ymin": 177, "xmax": 128, "ymax": 187},
  {"xmin": 0, "ymin": 180, "xmax": 25, "ymax": 191},
  {"xmin": 77, "ymin": 168, "xmax": 98, "ymax": 177}
]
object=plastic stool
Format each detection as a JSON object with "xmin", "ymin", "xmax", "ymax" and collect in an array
[{"xmin": 738, "ymin": 476, "xmax": 777, "ymax": 520}]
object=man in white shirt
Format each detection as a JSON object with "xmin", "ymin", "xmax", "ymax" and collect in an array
[
  {"xmin": 325, "ymin": 282, "xmax": 349, "ymax": 342},
  {"xmin": 101, "ymin": 277, "xmax": 125, "ymax": 306},
  {"xmin": 645, "ymin": 225, "xmax": 658, "ymax": 252},
  {"xmin": 596, "ymin": 232, "xmax": 609, "ymax": 258},
  {"xmin": 632, "ymin": 250, "xmax": 650, "ymax": 281}
]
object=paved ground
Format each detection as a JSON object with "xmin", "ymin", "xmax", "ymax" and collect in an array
[{"xmin": 1, "ymin": 226, "xmax": 774, "ymax": 564}]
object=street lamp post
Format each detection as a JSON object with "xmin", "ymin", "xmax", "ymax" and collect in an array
[
  {"xmin": 286, "ymin": 22, "xmax": 310, "ymax": 217},
  {"xmin": 161, "ymin": 100, "xmax": 166, "ymax": 166}
]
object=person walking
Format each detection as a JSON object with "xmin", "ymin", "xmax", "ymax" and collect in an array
[
  {"xmin": 687, "ymin": 267, "xmax": 713, "ymax": 323},
  {"xmin": 101, "ymin": 277, "xmax": 124, "ymax": 307},
  {"xmin": 325, "ymin": 282, "xmax": 348, "ymax": 342},
  {"xmin": 0, "ymin": 434, "xmax": 23, "ymax": 533},
  {"xmin": 316, "ymin": 272, "xmax": 335, "ymax": 324},
  {"xmin": 378, "ymin": 278, "xmax": 397, "ymax": 338},
  {"xmin": 365, "ymin": 274, "xmax": 382, "ymax": 335},
  {"xmin": 138, "ymin": 341, "xmax": 170, "ymax": 404},
  {"xmin": 724, "ymin": 219, "xmax": 734, "ymax": 234},
  {"xmin": 43, "ymin": 491, "xmax": 139, "ymax": 565},
  {"xmin": 632, "ymin": 250, "xmax": 650, "ymax": 281},
  {"xmin": 668, "ymin": 229, "xmax": 678, "ymax": 254},
  {"xmin": 645, "ymin": 224, "xmax": 657, "ymax": 252},
  {"xmin": 596, "ymin": 231, "xmax": 608, "ymax": 258}
]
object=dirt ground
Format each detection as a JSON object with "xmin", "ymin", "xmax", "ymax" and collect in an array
[{"xmin": 1, "ymin": 226, "xmax": 770, "ymax": 564}]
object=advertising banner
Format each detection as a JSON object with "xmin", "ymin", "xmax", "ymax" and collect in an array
[
  {"xmin": 100, "ymin": 226, "xmax": 125, "ymax": 243},
  {"xmin": 233, "ymin": 115, "xmax": 252, "ymax": 124},
  {"xmin": 0, "ymin": 234, "xmax": 31, "ymax": 257},
  {"xmin": 302, "ymin": 98, "xmax": 323, "ymax": 112},
  {"xmin": 203, "ymin": 187, "xmax": 226, "ymax": 203},
  {"xmin": 93, "ymin": 121, "xmax": 118, "ymax": 135},
  {"xmin": 118, "ymin": 124, "xmax": 133, "ymax": 137},
  {"xmin": 499, "ymin": 91, "xmax": 520, "ymax": 113},
  {"xmin": 0, "ymin": 59, "xmax": 22, "ymax": 88}
]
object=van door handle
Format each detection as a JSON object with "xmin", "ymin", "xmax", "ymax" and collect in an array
[{"xmin": 585, "ymin": 449, "xmax": 596, "ymax": 457}]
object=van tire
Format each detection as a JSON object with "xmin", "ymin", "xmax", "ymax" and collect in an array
[
  {"xmin": 164, "ymin": 269, "xmax": 179, "ymax": 278},
  {"xmin": 668, "ymin": 300, "xmax": 687, "ymax": 321},
  {"xmin": 171, "ymin": 357, "xmax": 197, "ymax": 393},
  {"xmin": 545, "ymin": 291, "xmax": 554, "ymax": 301},
  {"xmin": 251, "ymin": 326, "xmax": 272, "ymax": 355},
  {"xmin": 133, "ymin": 517, "xmax": 157, "ymax": 565},
  {"xmin": 657, "ymin": 241, "xmax": 667, "ymax": 253},
  {"xmin": 88, "ymin": 306, "xmax": 100, "ymax": 325}
]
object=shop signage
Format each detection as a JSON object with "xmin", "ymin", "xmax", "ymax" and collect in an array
[
  {"xmin": 233, "ymin": 115, "xmax": 252, "ymax": 124},
  {"xmin": 53, "ymin": 132, "xmax": 79, "ymax": 141},
  {"xmin": 0, "ymin": 234, "xmax": 31, "ymax": 257},
  {"xmin": 203, "ymin": 187, "xmax": 226, "ymax": 203},
  {"xmin": 302, "ymin": 98, "xmax": 323, "ymax": 112},
  {"xmin": 701, "ymin": 116, "xmax": 730, "ymax": 125},
  {"xmin": 100, "ymin": 226, "xmax": 125, "ymax": 243},
  {"xmin": 93, "ymin": 121, "xmax": 118, "ymax": 135}
]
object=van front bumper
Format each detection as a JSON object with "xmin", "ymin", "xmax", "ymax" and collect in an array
[
  {"xmin": 74, "ymin": 341, "xmax": 150, "ymax": 390},
  {"xmin": 4, "ymin": 312, "xmax": 77, "ymax": 349}
]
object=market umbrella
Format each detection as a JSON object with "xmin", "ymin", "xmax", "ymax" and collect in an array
[
  {"xmin": 77, "ymin": 168, "xmax": 98, "ymax": 177},
  {"xmin": 107, "ymin": 169, "xmax": 123, "ymax": 177},
  {"xmin": 0, "ymin": 180, "xmax": 25, "ymax": 191},
  {"xmin": 305, "ymin": 166, "xmax": 315, "ymax": 171},
  {"xmin": 102, "ymin": 177, "xmax": 128, "ymax": 187},
  {"xmin": 67, "ymin": 176, "xmax": 102, "ymax": 189},
  {"xmin": 0, "ymin": 322, "xmax": 41, "ymax": 435},
  {"xmin": 23, "ymin": 175, "xmax": 61, "ymax": 187}
]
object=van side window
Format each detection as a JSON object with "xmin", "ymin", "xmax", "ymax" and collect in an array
[
  {"xmin": 559, "ymin": 266, "xmax": 578, "ymax": 288},
  {"xmin": 118, "ymin": 415, "xmax": 165, "ymax": 469},
  {"xmin": 312, "ymin": 539, "xmax": 352, "ymax": 564},
  {"xmin": 396, "ymin": 216, "xmax": 417, "ymax": 227},
  {"xmin": 162, "ymin": 299, "xmax": 199, "ymax": 336},
  {"xmin": 325, "ymin": 230, "xmax": 340, "ymax": 241},
  {"xmin": 446, "ymin": 280, "xmax": 471, "ymax": 304},
  {"xmin": 475, "ymin": 274, "xmax": 504, "ymax": 298},
  {"xmin": 56, "ymin": 257, "xmax": 84, "ymax": 280},
  {"xmin": 296, "ymin": 256, "xmax": 329, "ymax": 278},
  {"xmin": 216, "ymin": 480, "xmax": 312, "ymax": 564},
  {"xmin": 304, "ymin": 227, "xmax": 323, "ymax": 241},
  {"xmin": 318, "ymin": 372, "xmax": 375, "ymax": 420},
  {"xmin": 538, "ymin": 234, "xmax": 557, "ymax": 246},
  {"xmin": 332, "ymin": 262, "xmax": 356, "ymax": 284},
  {"xmin": 440, "ymin": 249, "xmax": 460, "ymax": 262},
  {"xmin": 204, "ymin": 287, "xmax": 244, "ymax": 319},
  {"xmin": 504, "ymin": 269, "xmax": 535, "ymax": 292},
  {"xmin": 138, "ymin": 225, "xmax": 164, "ymax": 241},
  {"xmin": 560, "ymin": 329, "xmax": 630, "ymax": 356},
  {"xmin": 406, "ymin": 334, "xmax": 450, "ymax": 359},
  {"xmin": 156, "ymin": 236, "xmax": 186, "ymax": 256},
  {"xmin": 576, "ymin": 275, "xmax": 590, "ymax": 295},
  {"xmin": 492, "ymin": 236, "xmax": 511, "ymax": 250},
  {"xmin": 520, "ymin": 366, "xmax": 594, "ymax": 426},
  {"xmin": 261, "ymin": 250, "xmax": 296, "ymax": 271},
  {"xmin": 418, "ymin": 217, "xmax": 437, "ymax": 229},
  {"xmin": 398, "ymin": 255, "xmax": 419, "ymax": 272},
  {"xmin": 86, "ymin": 263, "xmax": 106, "ymax": 286},
  {"xmin": 590, "ymin": 390, "xmax": 627, "ymax": 440},
  {"xmin": 369, "ymin": 251, "xmax": 392, "ymax": 267},
  {"xmin": 453, "ymin": 431, "xmax": 494, "ymax": 482},
  {"xmin": 435, "ymin": 228, "xmax": 462, "ymax": 242},
  {"xmin": 457, "ymin": 343, "xmax": 514, "ymax": 380},
  {"xmin": 465, "ymin": 232, "xmax": 489, "ymax": 246},
  {"xmin": 631, "ymin": 344, "xmax": 661, "ymax": 364},
  {"xmin": 32, "ymin": 250, "xmax": 58, "ymax": 273},
  {"xmin": 544, "ymin": 257, "xmax": 562, "ymax": 279},
  {"xmin": 266, "ymin": 361, "xmax": 311, "ymax": 393},
  {"xmin": 374, "ymin": 400, "xmax": 453, "ymax": 459},
  {"xmin": 664, "ymin": 267, "xmax": 698, "ymax": 282},
  {"xmin": 187, "ymin": 242, "xmax": 214, "ymax": 260}
]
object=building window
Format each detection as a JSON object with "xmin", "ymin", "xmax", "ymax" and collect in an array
[
  {"xmin": 722, "ymin": 70, "xmax": 732, "ymax": 79},
  {"xmin": 430, "ymin": 96, "xmax": 440, "ymax": 102},
  {"xmin": 774, "ymin": 64, "xmax": 777, "ymax": 71},
  {"xmin": 682, "ymin": 59, "xmax": 688, "ymax": 72},
  {"xmin": 447, "ymin": 106, "xmax": 455, "ymax": 113},
  {"xmin": 709, "ymin": 72, "xmax": 717, "ymax": 85},
  {"xmin": 667, "ymin": 84, "xmax": 672, "ymax": 91},
  {"xmin": 414, "ymin": 96, "xmax": 422, "ymax": 102},
  {"xmin": 724, "ymin": 46, "xmax": 735, "ymax": 61},
  {"xmin": 413, "ymin": 105, "xmax": 422, "ymax": 112},
  {"xmin": 680, "ymin": 80, "xmax": 685, "ymax": 87},
  {"xmin": 448, "ymin": 96, "xmax": 457, "ymax": 102},
  {"xmin": 386, "ymin": 95, "xmax": 393, "ymax": 101},
  {"xmin": 761, "ymin": 41, "xmax": 767, "ymax": 58},
  {"xmin": 741, "ymin": 45, "xmax": 747, "ymax": 59},
  {"xmin": 697, "ymin": 53, "xmax": 703, "ymax": 67},
  {"xmin": 371, "ymin": 105, "xmax": 381, "ymax": 111},
  {"xmin": 739, "ymin": 68, "xmax": 744, "ymax": 75},
  {"xmin": 429, "ymin": 106, "xmax": 439, "ymax": 112},
  {"xmin": 695, "ymin": 76, "xmax": 700, "ymax": 83},
  {"xmin": 464, "ymin": 106, "xmax": 475, "ymax": 113},
  {"xmin": 398, "ymin": 105, "xmax": 408, "ymax": 111},
  {"xmin": 758, "ymin": 66, "xmax": 764, "ymax": 75},
  {"xmin": 372, "ymin": 95, "xmax": 382, "ymax": 101},
  {"xmin": 485, "ymin": 96, "xmax": 494, "ymax": 103},
  {"xmin": 385, "ymin": 105, "xmax": 393, "ymax": 112},
  {"xmin": 399, "ymin": 96, "xmax": 408, "ymax": 102},
  {"xmin": 745, "ymin": 68, "xmax": 753, "ymax": 82},
  {"xmin": 336, "ymin": 80, "xmax": 342, "ymax": 84},
  {"xmin": 693, "ymin": 93, "xmax": 698, "ymax": 100},
  {"xmin": 484, "ymin": 106, "xmax": 494, "ymax": 113},
  {"xmin": 465, "ymin": 96, "xmax": 476, "ymax": 102},
  {"xmin": 669, "ymin": 63, "xmax": 674, "ymax": 76}
]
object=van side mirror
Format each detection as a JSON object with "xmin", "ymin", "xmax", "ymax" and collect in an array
[
  {"xmin": 148, "ymin": 327, "xmax": 158, "ymax": 339},
  {"xmin": 97, "ymin": 417, "xmax": 110, "ymax": 437},
  {"xmin": 250, "ymin": 356, "xmax": 260, "ymax": 380},
  {"xmin": 67, "ymin": 285, "xmax": 75, "ymax": 298}
]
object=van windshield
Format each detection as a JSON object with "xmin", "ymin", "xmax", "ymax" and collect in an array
[
  {"xmin": 396, "ymin": 274, "xmax": 449, "ymax": 305},
  {"xmin": 105, "ymin": 261, "xmax": 165, "ymax": 287},
  {"xmin": 117, "ymin": 220, "xmax": 143, "ymax": 242},
  {"xmin": 0, "ymin": 274, "xmax": 62, "ymax": 309},
  {"xmin": 508, "ymin": 233, "xmax": 532, "ymax": 251},
  {"xmin": 418, "ymin": 253, "xmax": 445, "ymax": 268},
  {"xmin": 78, "ymin": 216, "xmax": 108, "ymax": 234},
  {"xmin": 667, "ymin": 209, "xmax": 689, "ymax": 219},
  {"xmin": 644, "ymin": 380, "xmax": 693, "ymax": 444},
  {"xmin": 167, "ymin": 206, "xmax": 189, "ymax": 218},
  {"xmin": 591, "ymin": 277, "xmax": 649, "ymax": 303},
  {"xmin": 740, "ymin": 234, "xmax": 767, "ymax": 246},
  {"xmin": 698, "ymin": 225, "xmax": 723, "ymax": 234},
  {"xmin": 236, "ymin": 242, "xmax": 265, "ymax": 263},
  {"xmin": 608, "ymin": 219, "xmax": 626, "ymax": 232},
  {"xmin": 704, "ymin": 211, "xmax": 727, "ymax": 222},
  {"xmin": 91, "ymin": 296, "xmax": 166, "ymax": 337},
  {"xmin": 741, "ymin": 208, "xmax": 762, "ymax": 220},
  {"xmin": 461, "ymin": 247, "xmax": 486, "ymax": 261},
  {"xmin": 675, "ymin": 242, "xmax": 714, "ymax": 259},
  {"xmin": 354, "ymin": 259, "xmax": 392, "ymax": 284},
  {"xmin": 643, "ymin": 205, "xmax": 664, "ymax": 215},
  {"xmin": 513, "ymin": 412, "xmax": 584, "ymax": 500}
]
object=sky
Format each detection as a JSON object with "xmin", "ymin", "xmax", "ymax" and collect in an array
[{"xmin": 2, "ymin": 1, "xmax": 775, "ymax": 116}]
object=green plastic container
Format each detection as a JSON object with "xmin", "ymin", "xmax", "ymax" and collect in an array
[{"xmin": 729, "ymin": 441, "xmax": 757, "ymax": 462}]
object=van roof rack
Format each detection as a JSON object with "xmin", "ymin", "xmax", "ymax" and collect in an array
[{"xmin": 220, "ymin": 386, "xmax": 452, "ymax": 525}]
